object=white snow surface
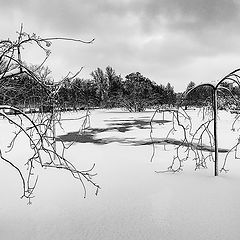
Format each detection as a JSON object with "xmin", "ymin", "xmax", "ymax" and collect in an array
[{"xmin": 1, "ymin": 108, "xmax": 240, "ymax": 240}]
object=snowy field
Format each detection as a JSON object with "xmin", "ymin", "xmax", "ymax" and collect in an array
[{"xmin": 1, "ymin": 108, "xmax": 240, "ymax": 240}]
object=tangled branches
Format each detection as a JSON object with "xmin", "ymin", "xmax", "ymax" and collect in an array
[
  {"xmin": 150, "ymin": 68, "xmax": 240, "ymax": 176},
  {"xmin": 0, "ymin": 25, "xmax": 99, "ymax": 203}
]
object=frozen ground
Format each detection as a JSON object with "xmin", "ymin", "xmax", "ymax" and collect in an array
[{"xmin": 1, "ymin": 109, "xmax": 240, "ymax": 240}]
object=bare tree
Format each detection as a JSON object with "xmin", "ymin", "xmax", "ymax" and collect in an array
[
  {"xmin": 150, "ymin": 69, "xmax": 240, "ymax": 176},
  {"xmin": 0, "ymin": 25, "xmax": 99, "ymax": 203}
]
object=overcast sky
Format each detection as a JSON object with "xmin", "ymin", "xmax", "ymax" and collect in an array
[{"xmin": 1, "ymin": 0, "xmax": 240, "ymax": 92}]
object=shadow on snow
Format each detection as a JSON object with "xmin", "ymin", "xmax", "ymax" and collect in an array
[
  {"xmin": 56, "ymin": 118, "xmax": 229, "ymax": 152},
  {"xmin": 56, "ymin": 118, "xmax": 170, "ymax": 145}
]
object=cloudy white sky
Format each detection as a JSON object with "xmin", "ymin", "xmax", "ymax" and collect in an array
[{"xmin": 1, "ymin": 0, "xmax": 240, "ymax": 92}]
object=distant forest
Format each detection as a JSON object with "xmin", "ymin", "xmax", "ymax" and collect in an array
[{"xmin": 1, "ymin": 64, "xmax": 240, "ymax": 112}]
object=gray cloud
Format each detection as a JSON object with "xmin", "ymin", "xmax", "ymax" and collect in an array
[
  {"xmin": 2, "ymin": 0, "xmax": 240, "ymax": 35},
  {"xmin": 133, "ymin": 0, "xmax": 240, "ymax": 32},
  {"xmin": 1, "ymin": 0, "xmax": 240, "ymax": 91}
]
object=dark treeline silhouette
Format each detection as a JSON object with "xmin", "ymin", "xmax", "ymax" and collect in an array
[
  {"xmin": 1, "ymin": 63, "xmax": 238, "ymax": 112},
  {"xmin": 0, "ymin": 65, "xmax": 177, "ymax": 112},
  {"xmin": 0, "ymin": 74, "xmax": 50, "ymax": 112},
  {"xmin": 183, "ymin": 81, "xmax": 240, "ymax": 110}
]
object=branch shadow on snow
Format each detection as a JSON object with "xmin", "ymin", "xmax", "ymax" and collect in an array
[
  {"xmin": 138, "ymin": 138, "xmax": 230, "ymax": 153},
  {"xmin": 56, "ymin": 118, "xmax": 229, "ymax": 152},
  {"xmin": 104, "ymin": 118, "xmax": 170, "ymax": 130},
  {"xmin": 56, "ymin": 118, "xmax": 171, "ymax": 145},
  {"xmin": 56, "ymin": 131, "xmax": 136, "ymax": 145}
]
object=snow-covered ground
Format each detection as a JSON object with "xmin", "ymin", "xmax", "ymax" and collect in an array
[{"xmin": 1, "ymin": 109, "xmax": 240, "ymax": 240}]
